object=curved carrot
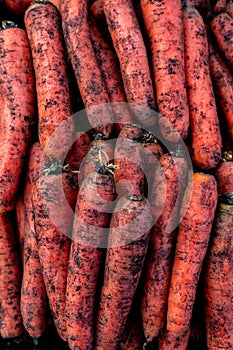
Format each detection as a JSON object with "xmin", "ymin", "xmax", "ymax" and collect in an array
[
  {"xmin": 104, "ymin": 0, "xmax": 156, "ymax": 127},
  {"xmin": 141, "ymin": 0, "xmax": 189, "ymax": 142},
  {"xmin": 0, "ymin": 25, "xmax": 35, "ymax": 212},
  {"xmin": 183, "ymin": 6, "xmax": 222, "ymax": 169},
  {"xmin": 215, "ymin": 151, "xmax": 233, "ymax": 195},
  {"xmin": 25, "ymin": 1, "xmax": 74, "ymax": 160}
]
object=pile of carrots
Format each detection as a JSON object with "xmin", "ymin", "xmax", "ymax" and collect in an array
[{"xmin": 0, "ymin": 0, "xmax": 233, "ymax": 349}]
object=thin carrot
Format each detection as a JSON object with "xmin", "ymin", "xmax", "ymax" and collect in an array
[
  {"xmin": 183, "ymin": 6, "xmax": 222, "ymax": 169},
  {"xmin": 25, "ymin": 1, "xmax": 74, "ymax": 160},
  {"xmin": 211, "ymin": 12, "xmax": 233, "ymax": 72},
  {"xmin": 141, "ymin": 0, "xmax": 189, "ymax": 142},
  {"xmin": 0, "ymin": 23, "xmax": 35, "ymax": 213},
  {"xmin": 60, "ymin": 0, "xmax": 114, "ymax": 137},
  {"xmin": 215, "ymin": 151, "xmax": 233, "ymax": 195},
  {"xmin": 204, "ymin": 197, "xmax": 233, "ymax": 349},
  {"xmin": 103, "ymin": 0, "xmax": 156, "ymax": 127},
  {"xmin": 94, "ymin": 195, "xmax": 153, "ymax": 350},
  {"xmin": 160, "ymin": 172, "xmax": 218, "ymax": 350}
]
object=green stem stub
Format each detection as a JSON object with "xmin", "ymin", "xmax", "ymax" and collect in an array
[
  {"xmin": 1, "ymin": 20, "xmax": 18, "ymax": 30},
  {"xmin": 222, "ymin": 151, "xmax": 233, "ymax": 162},
  {"xmin": 33, "ymin": 337, "xmax": 39, "ymax": 346}
]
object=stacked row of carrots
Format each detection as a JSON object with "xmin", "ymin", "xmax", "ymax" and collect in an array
[{"xmin": 0, "ymin": 0, "xmax": 233, "ymax": 349}]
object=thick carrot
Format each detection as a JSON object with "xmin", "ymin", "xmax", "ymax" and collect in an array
[
  {"xmin": 66, "ymin": 163, "xmax": 116, "ymax": 350},
  {"xmin": 103, "ymin": 0, "xmax": 156, "ymax": 127},
  {"xmin": 94, "ymin": 195, "xmax": 153, "ymax": 350},
  {"xmin": 204, "ymin": 199, "xmax": 233, "ymax": 349},
  {"xmin": 160, "ymin": 173, "xmax": 218, "ymax": 350},
  {"xmin": 225, "ymin": 1, "xmax": 233, "ymax": 18},
  {"xmin": 32, "ymin": 171, "xmax": 74, "ymax": 341},
  {"xmin": 183, "ymin": 6, "xmax": 222, "ymax": 169},
  {"xmin": 20, "ymin": 143, "xmax": 48, "ymax": 341},
  {"xmin": 4, "ymin": 0, "xmax": 31, "ymax": 15},
  {"xmin": 208, "ymin": 41, "xmax": 233, "ymax": 144},
  {"xmin": 141, "ymin": 0, "xmax": 189, "ymax": 142},
  {"xmin": 90, "ymin": 16, "xmax": 132, "ymax": 133},
  {"xmin": 0, "ymin": 25, "xmax": 35, "ymax": 212},
  {"xmin": 0, "ymin": 212, "xmax": 23, "ymax": 339},
  {"xmin": 25, "ymin": 1, "xmax": 74, "ymax": 160},
  {"xmin": 60, "ymin": 0, "xmax": 114, "ymax": 138},
  {"xmin": 114, "ymin": 124, "xmax": 145, "ymax": 197},
  {"xmin": 211, "ymin": 12, "xmax": 233, "ymax": 72},
  {"xmin": 215, "ymin": 151, "xmax": 233, "ymax": 195},
  {"xmin": 15, "ymin": 191, "xmax": 25, "ymax": 265},
  {"xmin": 214, "ymin": 0, "xmax": 227, "ymax": 13}
]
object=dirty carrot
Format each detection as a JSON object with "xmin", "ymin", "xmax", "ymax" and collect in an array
[
  {"xmin": 0, "ymin": 23, "xmax": 35, "ymax": 212},
  {"xmin": 66, "ymin": 160, "xmax": 116, "ymax": 350},
  {"xmin": 183, "ymin": 6, "xmax": 222, "ymax": 169},
  {"xmin": 161, "ymin": 173, "xmax": 218, "ymax": 350},
  {"xmin": 0, "ymin": 212, "xmax": 23, "ymax": 339},
  {"xmin": 94, "ymin": 195, "xmax": 153, "ymax": 350},
  {"xmin": 104, "ymin": 0, "xmax": 156, "ymax": 127},
  {"xmin": 25, "ymin": 1, "xmax": 74, "ymax": 160},
  {"xmin": 204, "ymin": 197, "xmax": 233, "ymax": 350},
  {"xmin": 141, "ymin": 0, "xmax": 189, "ymax": 142},
  {"xmin": 215, "ymin": 151, "xmax": 233, "ymax": 195}
]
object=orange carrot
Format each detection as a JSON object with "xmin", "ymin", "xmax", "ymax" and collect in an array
[
  {"xmin": 94, "ymin": 195, "xmax": 153, "ymax": 350},
  {"xmin": 0, "ymin": 24, "xmax": 35, "ymax": 212},
  {"xmin": 161, "ymin": 173, "xmax": 218, "ymax": 350},
  {"xmin": 183, "ymin": 6, "xmax": 222, "ymax": 169},
  {"xmin": 25, "ymin": 1, "xmax": 74, "ymax": 160},
  {"xmin": 215, "ymin": 151, "xmax": 233, "ymax": 195},
  {"xmin": 141, "ymin": 0, "xmax": 189, "ymax": 142},
  {"xmin": 103, "ymin": 0, "xmax": 156, "ymax": 127}
]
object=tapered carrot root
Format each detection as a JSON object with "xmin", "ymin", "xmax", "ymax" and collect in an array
[
  {"xmin": 211, "ymin": 12, "xmax": 233, "ymax": 72},
  {"xmin": 208, "ymin": 41, "xmax": 233, "ymax": 144},
  {"xmin": 183, "ymin": 6, "xmax": 222, "ymax": 169},
  {"xmin": 0, "ymin": 212, "xmax": 23, "ymax": 339},
  {"xmin": 204, "ymin": 201, "xmax": 233, "ymax": 349},
  {"xmin": 21, "ymin": 143, "xmax": 48, "ymax": 339},
  {"xmin": 104, "ymin": 0, "xmax": 156, "ymax": 127},
  {"xmin": 94, "ymin": 195, "xmax": 153, "ymax": 350},
  {"xmin": 66, "ymin": 165, "xmax": 115, "ymax": 350},
  {"xmin": 25, "ymin": 1, "xmax": 74, "ymax": 160},
  {"xmin": 60, "ymin": 0, "xmax": 114, "ymax": 137},
  {"xmin": 161, "ymin": 173, "xmax": 218, "ymax": 350},
  {"xmin": 0, "ymin": 26, "xmax": 35, "ymax": 212},
  {"xmin": 215, "ymin": 151, "xmax": 233, "ymax": 195},
  {"xmin": 141, "ymin": 0, "xmax": 189, "ymax": 142}
]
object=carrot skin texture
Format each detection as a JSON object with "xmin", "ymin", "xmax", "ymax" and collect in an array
[
  {"xmin": 16, "ymin": 192, "xmax": 25, "ymax": 265},
  {"xmin": 159, "ymin": 328, "xmax": 191, "ymax": 350},
  {"xmin": 66, "ymin": 170, "xmax": 115, "ymax": 350},
  {"xmin": 161, "ymin": 173, "xmax": 218, "ymax": 349},
  {"xmin": 120, "ymin": 305, "xmax": 145, "ymax": 350},
  {"xmin": 0, "ymin": 28, "xmax": 35, "ymax": 212},
  {"xmin": 94, "ymin": 195, "xmax": 153, "ymax": 350},
  {"xmin": 104, "ymin": 0, "xmax": 156, "ymax": 127},
  {"xmin": 211, "ymin": 13, "xmax": 233, "ymax": 72},
  {"xmin": 141, "ymin": 0, "xmax": 189, "ymax": 141},
  {"xmin": 141, "ymin": 153, "xmax": 188, "ymax": 342},
  {"xmin": 25, "ymin": 1, "xmax": 74, "ymax": 160},
  {"xmin": 21, "ymin": 143, "xmax": 48, "ymax": 339},
  {"xmin": 215, "ymin": 160, "xmax": 233, "ymax": 195},
  {"xmin": 204, "ymin": 202, "xmax": 233, "ymax": 350},
  {"xmin": 0, "ymin": 212, "xmax": 23, "ymax": 339},
  {"xmin": 183, "ymin": 6, "xmax": 222, "ymax": 169},
  {"xmin": 60, "ymin": 0, "xmax": 114, "ymax": 137},
  {"xmin": 32, "ymin": 174, "xmax": 73, "ymax": 341}
]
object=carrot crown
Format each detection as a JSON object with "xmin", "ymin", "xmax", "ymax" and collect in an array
[
  {"xmin": 96, "ymin": 149, "xmax": 119, "ymax": 176},
  {"xmin": 0, "ymin": 20, "xmax": 18, "ymax": 30},
  {"xmin": 140, "ymin": 132, "xmax": 158, "ymax": 144},
  {"xmin": 222, "ymin": 151, "xmax": 233, "ymax": 161}
]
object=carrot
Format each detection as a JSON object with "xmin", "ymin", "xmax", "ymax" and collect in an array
[
  {"xmin": 208, "ymin": 40, "xmax": 233, "ymax": 144},
  {"xmin": 103, "ymin": 0, "xmax": 156, "ymax": 127},
  {"xmin": 15, "ymin": 191, "xmax": 25, "ymax": 265},
  {"xmin": 4, "ymin": 0, "xmax": 31, "ymax": 15},
  {"xmin": 25, "ymin": 1, "xmax": 74, "ymax": 160},
  {"xmin": 32, "ymin": 170, "xmax": 74, "ymax": 341},
  {"xmin": 0, "ymin": 23, "xmax": 35, "ymax": 213},
  {"xmin": 215, "ymin": 151, "xmax": 233, "ymax": 195},
  {"xmin": 211, "ymin": 12, "xmax": 233, "ymax": 72},
  {"xmin": 94, "ymin": 195, "xmax": 153, "ymax": 350},
  {"xmin": 114, "ymin": 124, "xmax": 145, "ymax": 198},
  {"xmin": 159, "ymin": 328, "xmax": 191, "ymax": 350},
  {"xmin": 160, "ymin": 172, "xmax": 218, "ymax": 350},
  {"xmin": 204, "ymin": 198, "xmax": 233, "ymax": 349},
  {"xmin": 60, "ymin": 0, "xmax": 114, "ymax": 138},
  {"xmin": 141, "ymin": 151, "xmax": 188, "ymax": 343},
  {"xmin": 225, "ymin": 1, "xmax": 233, "ymax": 18},
  {"xmin": 66, "ymin": 159, "xmax": 116, "ymax": 350},
  {"xmin": 183, "ymin": 6, "xmax": 222, "ymax": 169},
  {"xmin": 141, "ymin": 0, "xmax": 189, "ymax": 142},
  {"xmin": 0, "ymin": 212, "xmax": 23, "ymax": 339},
  {"xmin": 214, "ymin": 0, "xmax": 227, "ymax": 13},
  {"xmin": 20, "ymin": 142, "xmax": 48, "ymax": 341},
  {"xmin": 90, "ymin": 16, "xmax": 132, "ymax": 133}
]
